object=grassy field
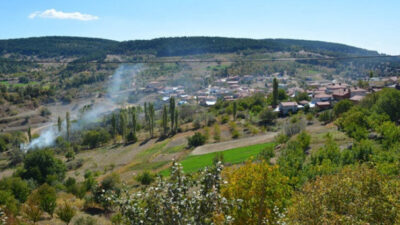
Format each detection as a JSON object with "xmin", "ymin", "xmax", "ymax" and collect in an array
[{"xmin": 162, "ymin": 142, "xmax": 275, "ymax": 174}]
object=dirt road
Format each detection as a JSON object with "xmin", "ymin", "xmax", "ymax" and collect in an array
[{"xmin": 191, "ymin": 132, "xmax": 278, "ymax": 156}]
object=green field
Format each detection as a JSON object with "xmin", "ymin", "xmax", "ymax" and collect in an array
[{"xmin": 166, "ymin": 142, "xmax": 275, "ymax": 174}]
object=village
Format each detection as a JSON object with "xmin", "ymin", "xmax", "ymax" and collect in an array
[{"xmin": 139, "ymin": 72, "xmax": 399, "ymax": 115}]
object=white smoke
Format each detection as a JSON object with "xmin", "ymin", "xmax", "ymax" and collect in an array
[{"xmin": 24, "ymin": 64, "xmax": 142, "ymax": 151}]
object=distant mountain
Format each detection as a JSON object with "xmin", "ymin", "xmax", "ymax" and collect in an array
[{"xmin": 0, "ymin": 36, "xmax": 380, "ymax": 59}]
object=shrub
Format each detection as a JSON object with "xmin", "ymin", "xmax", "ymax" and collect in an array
[
  {"xmin": 56, "ymin": 202, "xmax": 76, "ymax": 224},
  {"xmin": 40, "ymin": 107, "xmax": 51, "ymax": 117},
  {"xmin": 135, "ymin": 171, "xmax": 155, "ymax": 185},
  {"xmin": 0, "ymin": 177, "xmax": 30, "ymax": 203},
  {"xmin": 36, "ymin": 184, "xmax": 57, "ymax": 217},
  {"xmin": 274, "ymin": 133, "xmax": 289, "ymax": 144},
  {"xmin": 82, "ymin": 129, "xmax": 111, "ymax": 148},
  {"xmin": 258, "ymin": 108, "xmax": 277, "ymax": 126},
  {"xmin": 187, "ymin": 132, "xmax": 207, "ymax": 148},
  {"xmin": 257, "ymin": 146, "xmax": 275, "ymax": 161},
  {"xmin": 283, "ymin": 118, "xmax": 306, "ymax": 137},
  {"xmin": 221, "ymin": 115, "xmax": 229, "ymax": 124}
]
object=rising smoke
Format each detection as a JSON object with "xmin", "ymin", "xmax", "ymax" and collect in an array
[{"xmin": 23, "ymin": 64, "xmax": 142, "ymax": 151}]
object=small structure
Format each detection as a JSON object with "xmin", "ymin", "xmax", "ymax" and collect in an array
[
  {"xmin": 332, "ymin": 89, "xmax": 350, "ymax": 100},
  {"xmin": 279, "ymin": 102, "xmax": 298, "ymax": 115}
]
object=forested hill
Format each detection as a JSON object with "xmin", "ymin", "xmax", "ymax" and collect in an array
[{"xmin": 0, "ymin": 36, "xmax": 380, "ymax": 58}]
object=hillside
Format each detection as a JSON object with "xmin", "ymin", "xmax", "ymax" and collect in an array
[{"xmin": 0, "ymin": 36, "xmax": 380, "ymax": 58}]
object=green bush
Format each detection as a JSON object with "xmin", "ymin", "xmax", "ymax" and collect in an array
[
  {"xmin": 135, "ymin": 171, "xmax": 155, "ymax": 185},
  {"xmin": 187, "ymin": 132, "xmax": 207, "ymax": 148}
]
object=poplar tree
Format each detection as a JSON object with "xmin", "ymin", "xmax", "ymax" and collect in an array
[
  {"xmin": 66, "ymin": 112, "xmax": 70, "ymax": 141},
  {"xmin": 272, "ymin": 78, "xmax": 279, "ymax": 107},
  {"xmin": 149, "ymin": 103, "xmax": 155, "ymax": 137},
  {"xmin": 169, "ymin": 97, "xmax": 176, "ymax": 133},
  {"xmin": 174, "ymin": 109, "xmax": 179, "ymax": 132},
  {"xmin": 131, "ymin": 107, "xmax": 137, "ymax": 135},
  {"xmin": 162, "ymin": 105, "xmax": 168, "ymax": 136},
  {"xmin": 119, "ymin": 111, "xmax": 127, "ymax": 140},
  {"xmin": 57, "ymin": 116, "xmax": 62, "ymax": 133}
]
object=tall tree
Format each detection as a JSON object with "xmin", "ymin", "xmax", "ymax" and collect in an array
[
  {"xmin": 162, "ymin": 105, "xmax": 168, "ymax": 136},
  {"xmin": 149, "ymin": 103, "xmax": 155, "ymax": 138},
  {"xmin": 57, "ymin": 116, "xmax": 62, "ymax": 133},
  {"xmin": 27, "ymin": 127, "xmax": 32, "ymax": 143},
  {"xmin": 170, "ymin": 97, "xmax": 176, "ymax": 133},
  {"xmin": 131, "ymin": 107, "xmax": 137, "ymax": 135},
  {"xmin": 66, "ymin": 112, "xmax": 70, "ymax": 141},
  {"xmin": 272, "ymin": 78, "xmax": 279, "ymax": 107},
  {"xmin": 144, "ymin": 102, "xmax": 149, "ymax": 132}
]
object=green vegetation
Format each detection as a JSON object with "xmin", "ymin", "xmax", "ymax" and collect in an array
[{"xmin": 180, "ymin": 142, "xmax": 275, "ymax": 173}]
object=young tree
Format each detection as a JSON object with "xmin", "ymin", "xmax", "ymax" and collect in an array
[
  {"xmin": 174, "ymin": 109, "xmax": 179, "ymax": 132},
  {"xmin": 272, "ymin": 77, "xmax": 279, "ymax": 107},
  {"xmin": 149, "ymin": 103, "xmax": 155, "ymax": 138},
  {"xmin": 23, "ymin": 193, "xmax": 42, "ymax": 224},
  {"xmin": 162, "ymin": 105, "xmax": 168, "ymax": 136},
  {"xmin": 119, "ymin": 111, "xmax": 127, "ymax": 141},
  {"xmin": 213, "ymin": 123, "xmax": 221, "ymax": 142},
  {"xmin": 66, "ymin": 112, "xmax": 70, "ymax": 141},
  {"xmin": 57, "ymin": 116, "xmax": 62, "ymax": 133},
  {"xmin": 131, "ymin": 107, "xmax": 137, "ymax": 135},
  {"xmin": 36, "ymin": 184, "xmax": 57, "ymax": 217}
]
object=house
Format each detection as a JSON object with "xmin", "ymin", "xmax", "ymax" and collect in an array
[
  {"xmin": 316, "ymin": 101, "xmax": 331, "ymax": 110},
  {"xmin": 332, "ymin": 89, "xmax": 350, "ymax": 100},
  {"xmin": 326, "ymin": 83, "xmax": 348, "ymax": 94},
  {"xmin": 279, "ymin": 102, "xmax": 298, "ymax": 115},
  {"xmin": 350, "ymin": 95, "xmax": 365, "ymax": 103},
  {"xmin": 312, "ymin": 93, "xmax": 333, "ymax": 103},
  {"xmin": 349, "ymin": 87, "xmax": 367, "ymax": 97}
]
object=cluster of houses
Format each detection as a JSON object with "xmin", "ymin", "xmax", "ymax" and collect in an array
[
  {"xmin": 276, "ymin": 76, "xmax": 400, "ymax": 115},
  {"xmin": 141, "ymin": 74, "xmax": 399, "ymax": 116}
]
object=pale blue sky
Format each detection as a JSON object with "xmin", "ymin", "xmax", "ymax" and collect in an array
[{"xmin": 0, "ymin": 0, "xmax": 399, "ymax": 54}]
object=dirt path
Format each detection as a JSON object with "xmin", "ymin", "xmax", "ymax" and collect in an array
[{"xmin": 191, "ymin": 132, "xmax": 278, "ymax": 156}]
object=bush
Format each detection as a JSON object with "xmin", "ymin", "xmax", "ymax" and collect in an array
[
  {"xmin": 318, "ymin": 110, "xmax": 333, "ymax": 124},
  {"xmin": 221, "ymin": 115, "xmax": 229, "ymax": 124},
  {"xmin": 296, "ymin": 131, "xmax": 311, "ymax": 151},
  {"xmin": 258, "ymin": 108, "xmax": 277, "ymax": 126},
  {"xmin": 187, "ymin": 132, "xmax": 207, "ymax": 148},
  {"xmin": 274, "ymin": 133, "xmax": 289, "ymax": 144},
  {"xmin": 135, "ymin": 171, "xmax": 155, "ymax": 185},
  {"xmin": 283, "ymin": 118, "xmax": 306, "ymax": 137},
  {"xmin": 36, "ymin": 184, "xmax": 57, "ymax": 217},
  {"xmin": 40, "ymin": 107, "xmax": 51, "ymax": 117},
  {"xmin": 258, "ymin": 146, "xmax": 275, "ymax": 161},
  {"xmin": 0, "ymin": 177, "xmax": 30, "ymax": 203},
  {"xmin": 56, "ymin": 202, "xmax": 76, "ymax": 224}
]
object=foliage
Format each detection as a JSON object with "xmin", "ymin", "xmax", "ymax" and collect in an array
[
  {"xmin": 372, "ymin": 88, "xmax": 400, "ymax": 122},
  {"xmin": 213, "ymin": 123, "xmax": 221, "ymax": 142},
  {"xmin": 257, "ymin": 145, "xmax": 275, "ymax": 161},
  {"xmin": 333, "ymin": 99, "xmax": 353, "ymax": 118},
  {"xmin": 287, "ymin": 166, "xmax": 400, "ymax": 225},
  {"xmin": 0, "ymin": 190, "xmax": 18, "ymax": 215},
  {"xmin": 82, "ymin": 129, "xmax": 111, "ymax": 148},
  {"xmin": 0, "ymin": 177, "xmax": 30, "ymax": 203},
  {"xmin": 22, "ymin": 192, "xmax": 42, "ymax": 224},
  {"xmin": 282, "ymin": 117, "xmax": 305, "ymax": 137},
  {"xmin": 296, "ymin": 131, "xmax": 311, "ymax": 151},
  {"xmin": 22, "ymin": 149, "xmax": 66, "ymax": 184},
  {"xmin": 222, "ymin": 161, "xmax": 291, "ymax": 225},
  {"xmin": 318, "ymin": 110, "xmax": 333, "ymax": 124},
  {"xmin": 187, "ymin": 132, "xmax": 207, "ymax": 148}
]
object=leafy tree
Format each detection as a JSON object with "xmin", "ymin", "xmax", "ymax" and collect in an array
[
  {"xmin": 0, "ymin": 190, "xmax": 18, "ymax": 215},
  {"xmin": 222, "ymin": 161, "xmax": 291, "ymax": 225},
  {"xmin": 187, "ymin": 132, "xmax": 207, "ymax": 148},
  {"xmin": 22, "ymin": 149, "xmax": 66, "ymax": 184},
  {"xmin": 257, "ymin": 145, "xmax": 275, "ymax": 161},
  {"xmin": 111, "ymin": 113, "xmax": 117, "ymax": 138},
  {"xmin": 27, "ymin": 127, "xmax": 32, "ymax": 143},
  {"xmin": 22, "ymin": 192, "xmax": 42, "ymax": 224},
  {"xmin": 56, "ymin": 202, "xmax": 76, "ymax": 225},
  {"xmin": 82, "ymin": 129, "xmax": 111, "ymax": 148},
  {"xmin": 373, "ymin": 88, "xmax": 400, "ymax": 122},
  {"xmin": 318, "ymin": 110, "xmax": 333, "ymax": 124},
  {"xmin": 377, "ymin": 121, "xmax": 400, "ymax": 148},
  {"xmin": 294, "ymin": 92, "xmax": 310, "ymax": 102}
]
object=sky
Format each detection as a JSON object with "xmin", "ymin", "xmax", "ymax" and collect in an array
[{"xmin": 0, "ymin": 0, "xmax": 399, "ymax": 55}]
